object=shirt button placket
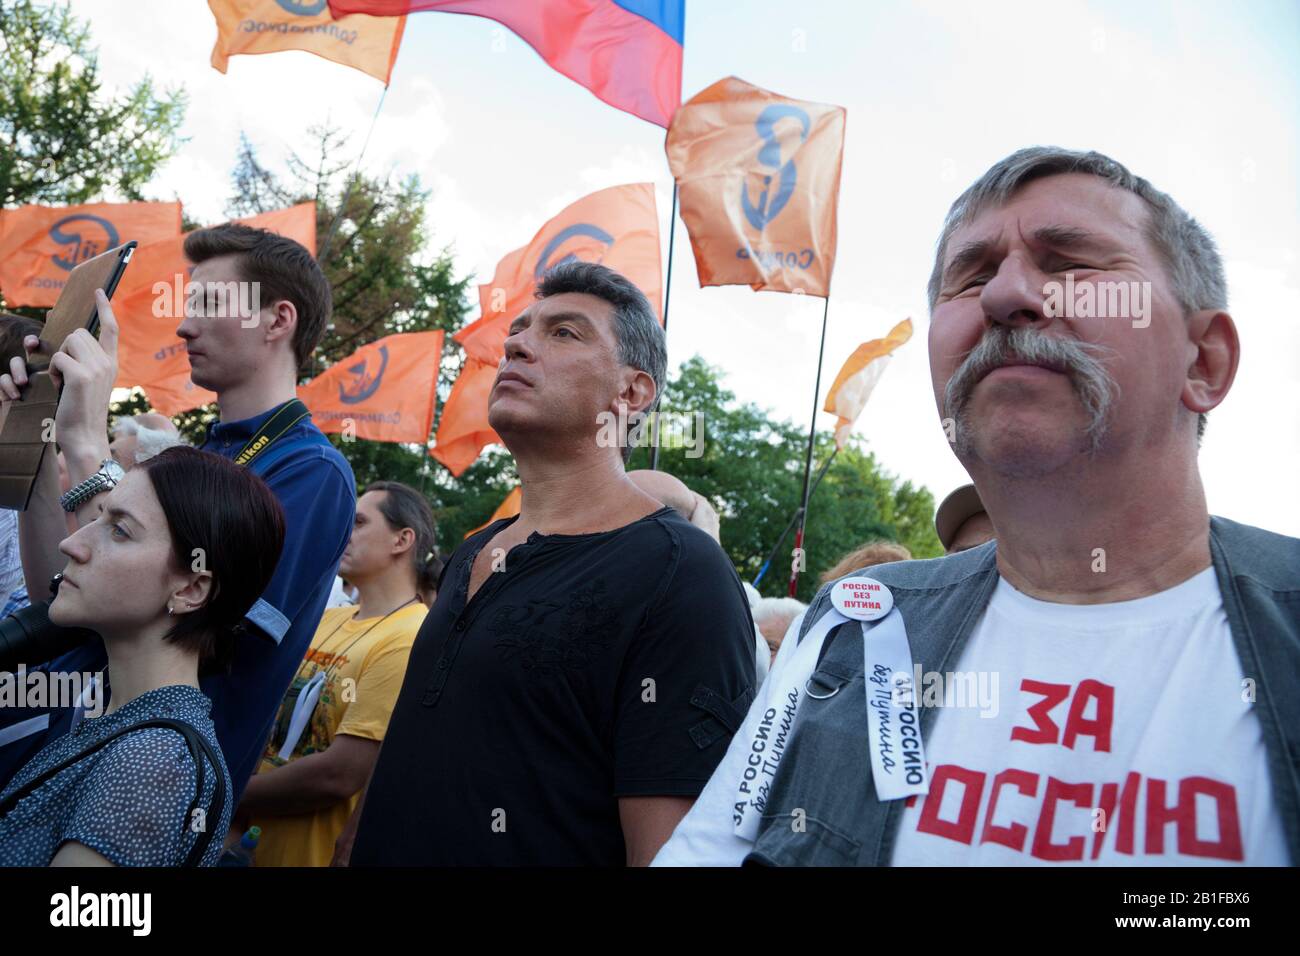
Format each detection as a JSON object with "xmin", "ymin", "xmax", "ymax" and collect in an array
[{"xmin": 422, "ymin": 619, "xmax": 465, "ymax": 706}]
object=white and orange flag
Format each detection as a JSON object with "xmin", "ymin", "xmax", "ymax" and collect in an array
[
  {"xmin": 209, "ymin": 0, "xmax": 406, "ymax": 85},
  {"xmin": 666, "ymin": 76, "xmax": 846, "ymax": 297},
  {"xmin": 112, "ymin": 203, "xmax": 318, "ymax": 416},
  {"xmin": 0, "ymin": 202, "xmax": 182, "ymax": 308},
  {"xmin": 823, "ymin": 318, "xmax": 912, "ymax": 449},
  {"xmin": 298, "ymin": 331, "xmax": 444, "ymax": 443},
  {"xmin": 454, "ymin": 183, "xmax": 662, "ymax": 364}
]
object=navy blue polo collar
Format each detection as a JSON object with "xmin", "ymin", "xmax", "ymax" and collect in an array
[{"xmin": 205, "ymin": 399, "xmax": 296, "ymax": 448}]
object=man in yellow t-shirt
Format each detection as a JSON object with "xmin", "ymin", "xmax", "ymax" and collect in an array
[{"xmin": 236, "ymin": 481, "xmax": 441, "ymax": 866}]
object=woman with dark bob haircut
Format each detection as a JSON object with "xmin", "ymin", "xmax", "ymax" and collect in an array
[{"xmin": 0, "ymin": 446, "xmax": 284, "ymax": 866}]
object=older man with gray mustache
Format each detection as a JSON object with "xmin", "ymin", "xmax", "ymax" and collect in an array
[{"xmin": 654, "ymin": 146, "xmax": 1300, "ymax": 867}]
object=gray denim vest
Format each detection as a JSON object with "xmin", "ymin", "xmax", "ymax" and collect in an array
[{"xmin": 744, "ymin": 516, "xmax": 1300, "ymax": 866}]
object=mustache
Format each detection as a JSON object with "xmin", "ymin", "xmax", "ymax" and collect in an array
[{"xmin": 942, "ymin": 326, "xmax": 1119, "ymax": 448}]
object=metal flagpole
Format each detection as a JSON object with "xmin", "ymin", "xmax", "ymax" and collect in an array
[
  {"xmin": 649, "ymin": 181, "xmax": 678, "ymax": 472},
  {"xmin": 788, "ymin": 295, "xmax": 831, "ymax": 597},
  {"xmin": 752, "ymin": 445, "xmax": 837, "ymax": 588}
]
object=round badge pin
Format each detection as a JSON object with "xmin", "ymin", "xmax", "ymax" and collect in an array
[{"xmin": 830, "ymin": 576, "xmax": 893, "ymax": 621}]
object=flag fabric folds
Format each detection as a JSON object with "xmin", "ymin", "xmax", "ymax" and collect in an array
[
  {"xmin": 430, "ymin": 356, "xmax": 502, "ymax": 476},
  {"xmin": 327, "ymin": 0, "xmax": 682, "ymax": 125},
  {"xmin": 454, "ymin": 183, "xmax": 662, "ymax": 364},
  {"xmin": 0, "ymin": 202, "xmax": 181, "ymax": 308},
  {"xmin": 298, "ymin": 330, "xmax": 444, "ymax": 442},
  {"xmin": 440, "ymin": 183, "xmax": 662, "ymax": 475},
  {"xmin": 112, "ymin": 203, "xmax": 318, "ymax": 416},
  {"xmin": 209, "ymin": 0, "xmax": 406, "ymax": 85},
  {"xmin": 131, "ymin": 371, "xmax": 217, "ymax": 421},
  {"xmin": 666, "ymin": 76, "xmax": 846, "ymax": 297},
  {"xmin": 823, "ymin": 318, "xmax": 913, "ymax": 449}
]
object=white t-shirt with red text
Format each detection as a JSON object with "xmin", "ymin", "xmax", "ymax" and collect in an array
[{"xmin": 890, "ymin": 567, "xmax": 1287, "ymax": 866}]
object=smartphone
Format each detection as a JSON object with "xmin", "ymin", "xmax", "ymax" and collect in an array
[
  {"xmin": 86, "ymin": 241, "xmax": 135, "ymax": 338},
  {"xmin": 33, "ymin": 240, "xmax": 137, "ymax": 364}
]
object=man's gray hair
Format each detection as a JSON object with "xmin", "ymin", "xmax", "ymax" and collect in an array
[
  {"xmin": 536, "ymin": 261, "xmax": 667, "ymax": 462},
  {"xmin": 927, "ymin": 146, "xmax": 1226, "ymax": 441},
  {"xmin": 132, "ymin": 427, "xmax": 186, "ymax": 464},
  {"xmin": 751, "ymin": 596, "xmax": 807, "ymax": 627},
  {"xmin": 112, "ymin": 414, "xmax": 187, "ymax": 463}
]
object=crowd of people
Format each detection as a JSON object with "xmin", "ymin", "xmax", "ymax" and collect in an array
[{"xmin": 0, "ymin": 145, "xmax": 1294, "ymax": 867}]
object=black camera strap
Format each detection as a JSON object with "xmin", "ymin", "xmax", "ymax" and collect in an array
[
  {"xmin": 0, "ymin": 717, "xmax": 226, "ymax": 867},
  {"xmin": 232, "ymin": 398, "xmax": 311, "ymax": 467}
]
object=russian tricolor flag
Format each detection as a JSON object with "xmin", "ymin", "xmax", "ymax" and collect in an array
[{"xmin": 329, "ymin": 0, "xmax": 684, "ymax": 126}]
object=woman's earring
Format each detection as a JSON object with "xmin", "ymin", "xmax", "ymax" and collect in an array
[{"xmin": 167, "ymin": 605, "xmax": 174, "ymax": 616}]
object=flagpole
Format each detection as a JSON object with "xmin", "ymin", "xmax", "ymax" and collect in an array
[
  {"xmin": 788, "ymin": 295, "xmax": 831, "ymax": 597},
  {"xmin": 752, "ymin": 445, "xmax": 837, "ymax": 588},
  {"xmin": 318, "ymin": 83, "xmax": 390, "ymax": 267},
  {"xmin": 649, "ymin": 181, "xmax": 679, "ymax": 472}
]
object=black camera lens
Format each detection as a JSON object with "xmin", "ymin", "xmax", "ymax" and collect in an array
[{"xmin": 0, "ymin": 601, "xmax": 96, "ymax": 674}]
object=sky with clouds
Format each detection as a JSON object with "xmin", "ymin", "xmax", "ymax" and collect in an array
[{"xmin": 70, "ymin": 0, "xmax": 1300, "ymax": 535}]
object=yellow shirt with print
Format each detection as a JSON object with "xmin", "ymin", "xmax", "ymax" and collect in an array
[{"xmin": 251, "ymin": 602, "xmax": 426, "ymax": 867}]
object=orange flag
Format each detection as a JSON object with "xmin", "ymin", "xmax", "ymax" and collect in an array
[
  {"xmin": 298, "ymin": 330, "xmax": 443, "ymax": 442},
  {"xmin": 666, "ymin": 77, "xmax": 846, "ymax": 297},
  {"xmin": 463, "ymin": 486, "xmax": 521, "ymax": 540},
  {"xmin": 0, "ymin": 202, "xmax": 181, "ymax": 307},
  {"xmin": 429, "ymin": 356, "xmax": 501, "ymax": 476},
  {"xmin": 208, "ymin": 0, "xmax": 405, "ymax": 85},
  {"xmin": 823, "ymin": 318, "xmax": 913, "ymax": 449},
  {"xmin": 133, "ymin": 370, "xmax": 219, "ymax": 420},
  {"xmin": 113, "ymin": 203, "xmax": 318, "ymax": 416},
  {"xmin": 454, "ymin": 183, "xmax": 662, "ymax": 364}
]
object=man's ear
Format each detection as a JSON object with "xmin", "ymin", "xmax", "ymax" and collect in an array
[
  {"xmin": 261, "ymin": 298, "xmax": 299, "ymax": 355},
  {"xmin": 170, "ymin": 571, "xmax": 214, "ymax": 617},
  {"xmin": 1182, "ymin": 309, "xmax": 1239, "ymax": 416},
  {"xmin": 616, "ymin": 368, "xmax": 658, "ymax": 417},
  {"xmin": 391, "ymin": 526, "xmax": 415, "ymax": 559}
]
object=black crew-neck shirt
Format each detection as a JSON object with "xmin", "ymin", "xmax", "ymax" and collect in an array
[{"xmin": 350, "ymin": 506, "xmax": 757, "ymax": 866}]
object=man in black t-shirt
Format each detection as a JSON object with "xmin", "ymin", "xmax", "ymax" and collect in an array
[{"xmin": 349, "ymin": 262, "xmax": 756, "ymax": 866}]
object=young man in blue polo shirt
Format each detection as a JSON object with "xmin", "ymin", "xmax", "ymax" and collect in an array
[{"xmin": 0, "ymin": 225, "xmax": 355, "ymax": 801}]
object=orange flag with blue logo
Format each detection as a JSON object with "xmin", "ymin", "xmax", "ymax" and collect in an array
[
  {"xmin": 209, "ymin": 0, "xmax": 406, "ymax": 85},
  {"xmin": 666, "ymin": 76, "xmax": 846, "ymax": 297},
  {"xmin": 823, "ymin": 318, "xmax": 913, "ymax": 449},
  {"xmin": 429, "ymin": 356, "xmax": 502, "ymax": 476},
  {"xmin": 112, "ymin": 203, "xmax": 318, "ymax": 416},
  {"xmin": 0, "ymin": 202, "xmax": 181, "ymax": 308},
  {"xmin": 454, "ymin": 183, "xmax": 662, "ymax": 365},
  {"xmin": 298, "ymin": 330, "xmax": 444, "ymax": 442}
]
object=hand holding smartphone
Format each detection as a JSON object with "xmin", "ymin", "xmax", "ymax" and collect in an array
[
  {"xmin": 28, "ymin": 240, "xmax": 136, "ymax": 366},
  {"xmin": 0, "ymin": 241, "xmax": 136, "ymax": 510}
]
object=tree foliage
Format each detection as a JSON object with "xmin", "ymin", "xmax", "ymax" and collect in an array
[
  {"xmin": 0, "ymin": 0, "xmax": 186, "ymax": 206},
  {"xmin": 631, "ymin": 356, "xmax": 943, "ymax": 602}
]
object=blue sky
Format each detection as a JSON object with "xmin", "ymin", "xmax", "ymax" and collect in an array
[{"xmin": 76, "ymin": 0, "xmax": 1300, "ymax": 534}]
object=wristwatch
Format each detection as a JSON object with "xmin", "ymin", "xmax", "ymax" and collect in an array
[{"xmin": 60, "ymin": 458, "xmax": 125, "ymax": 513}]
